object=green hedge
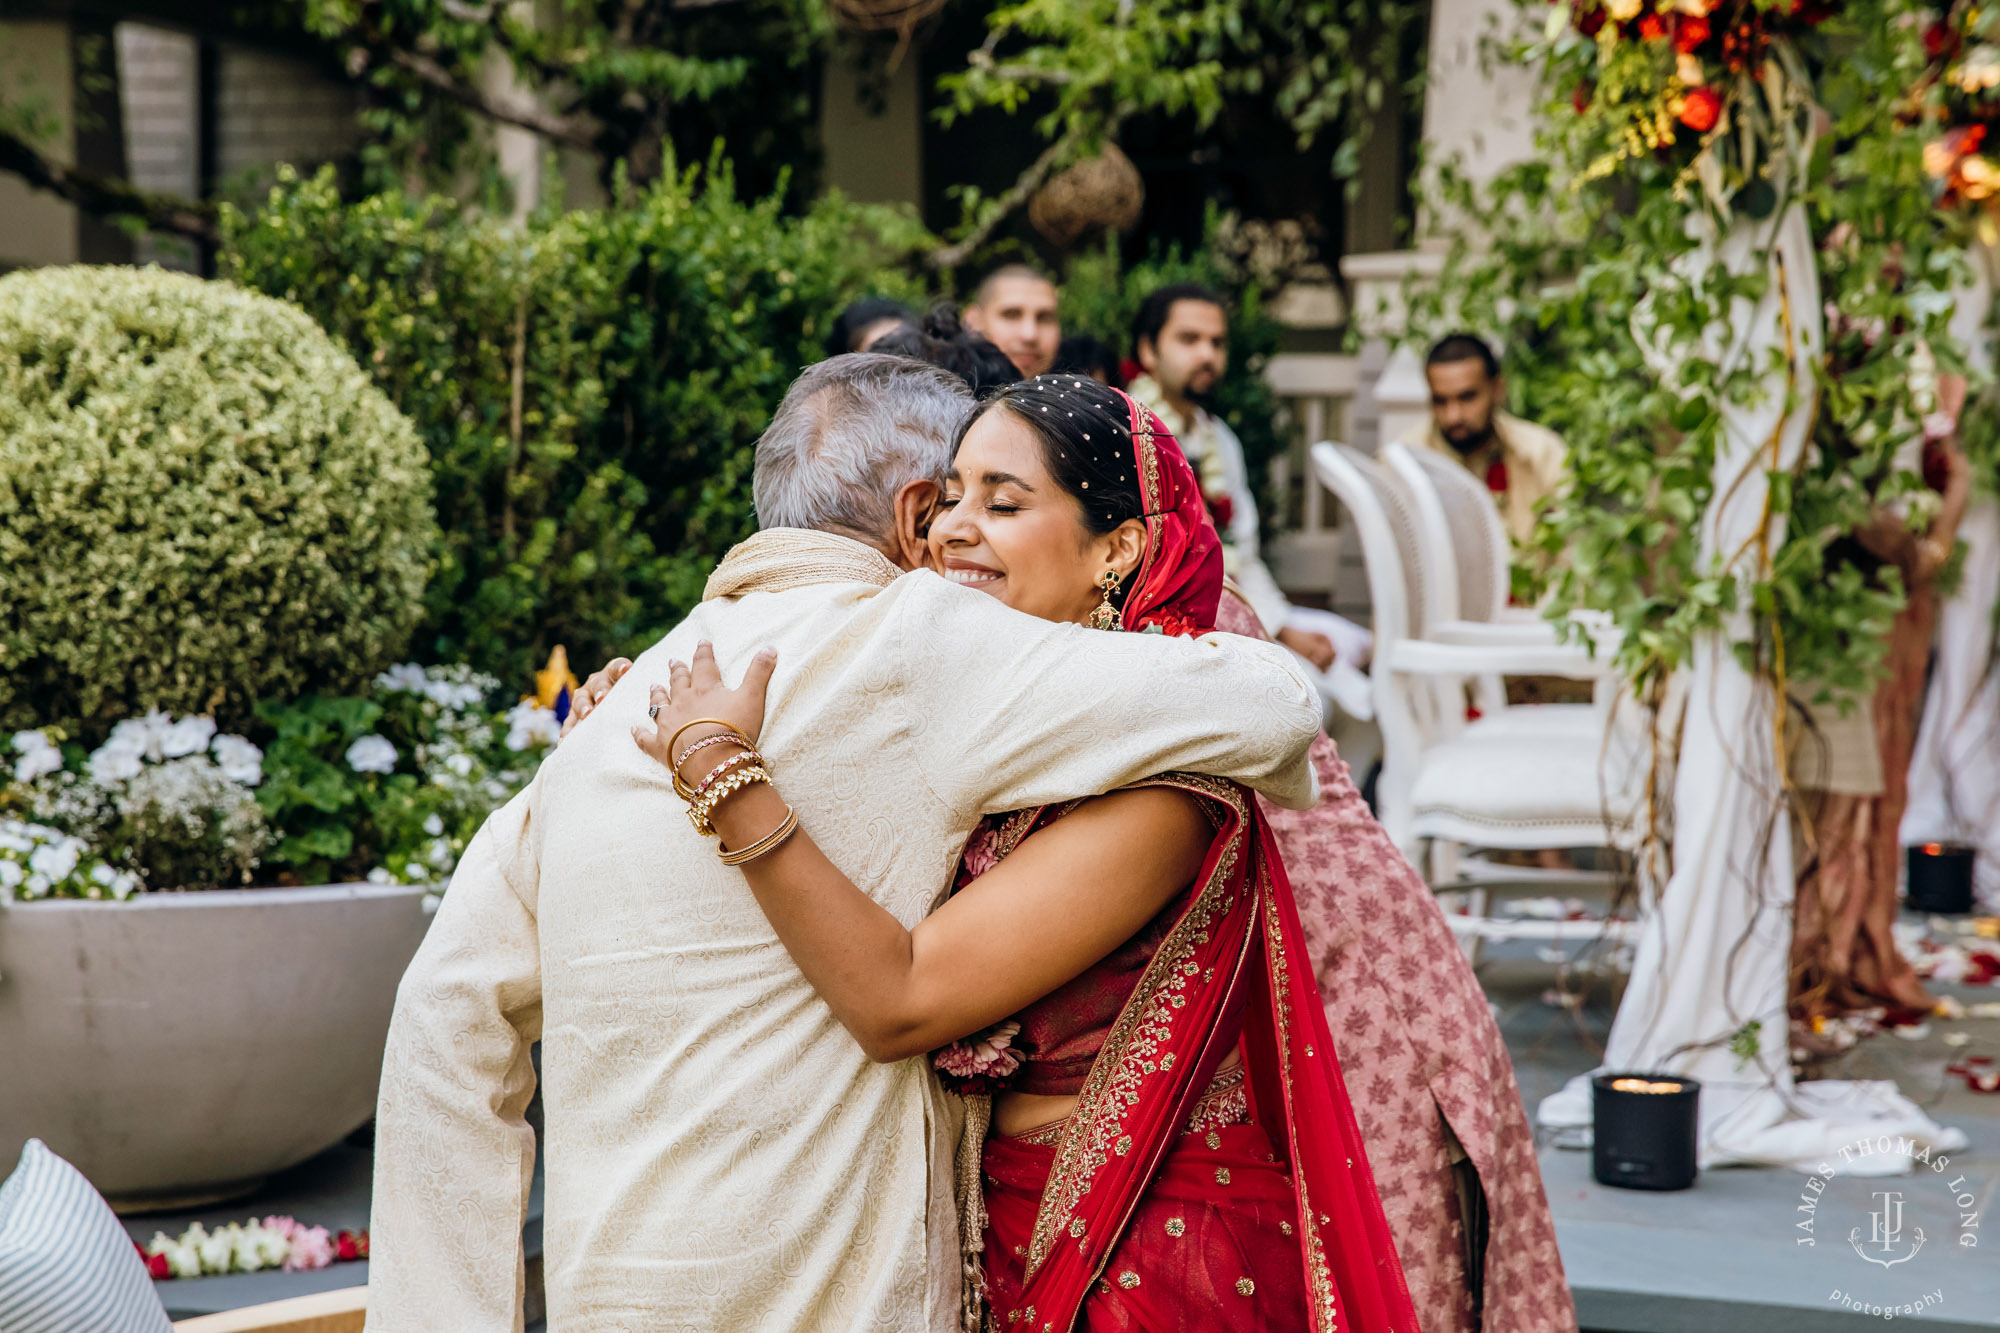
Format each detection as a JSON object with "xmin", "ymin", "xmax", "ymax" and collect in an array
[
  {"xmin": 0, "ymin": 265, "xmax": 435, "ymax": 736},
  {"xmin": 222, "ymin": 163, "xmax": 932, "ymax": 685}
]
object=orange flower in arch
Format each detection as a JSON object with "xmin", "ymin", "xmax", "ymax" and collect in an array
[{"xmin": 1679, "ymin": 86, "xmax": 1723, "ymax": 132}]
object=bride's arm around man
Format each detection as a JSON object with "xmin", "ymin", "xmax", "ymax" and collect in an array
[{"xmin": 364, "ymin": 354, "xmax": 1324, "ymax": 1333}]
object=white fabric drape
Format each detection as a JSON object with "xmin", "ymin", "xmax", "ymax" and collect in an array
[
  {"xmin": 1538, "ymin": 206, "xmax": 1966, "ymax": 1171},
  {"xmin": 1901, "ymin": 494, "xmax": 2000, "ymax": 910}
]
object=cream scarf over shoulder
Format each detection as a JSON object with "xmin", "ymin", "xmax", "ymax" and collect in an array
[{"xmin": 705, "ymin": 527, "xmax": 901, "ymax": 600}]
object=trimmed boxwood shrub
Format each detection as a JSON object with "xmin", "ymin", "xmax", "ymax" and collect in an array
[{"xmin": 0, "ymin": 266, "xmax": 435, "ymax": 736}]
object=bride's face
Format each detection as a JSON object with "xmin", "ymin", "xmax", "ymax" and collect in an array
[{"xmin": 929, "ymin": 408, "xmax": 1125, "ymax": 625}]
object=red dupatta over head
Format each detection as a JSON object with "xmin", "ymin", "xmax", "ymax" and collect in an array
[{"xmin": 971, "ymin": 389, "xmax": 1417, "ymax": 1332}]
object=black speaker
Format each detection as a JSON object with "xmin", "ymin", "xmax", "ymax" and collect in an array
[
  {"xmin": 1906, "ymin": 843, "xmax": 1976, "ymax": 915},
  {"xmin": 1592, "ymin": 1073, "xmax": 1699, "ymax": 1191}
]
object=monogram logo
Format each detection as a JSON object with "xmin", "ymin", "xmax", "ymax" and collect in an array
[
  {"xmin": 1849, "ymin": 1190, "xmax": 1926, "ymax": 1269},
  {"xmin": 1793, "ymin": 1135, "xmax": 1977, "ymax": 1321}
]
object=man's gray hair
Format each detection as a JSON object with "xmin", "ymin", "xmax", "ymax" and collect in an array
[{"xmin": 753, "ymin": 353, "xmax": 973, "ymax": 544}]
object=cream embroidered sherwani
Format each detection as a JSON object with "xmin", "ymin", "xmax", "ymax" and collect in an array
[{"xmin": 365, "ymin": 531, "xmax": 1322, "ymax": 1333}]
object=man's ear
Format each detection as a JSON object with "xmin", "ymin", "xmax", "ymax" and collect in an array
[
  {"xmin": 892, "ymin": 479, "xmax": 942, "ymax": 572},
  {"xmin": 1135, "ymin": 335, "xmax": 1156, "ymax": 376}
]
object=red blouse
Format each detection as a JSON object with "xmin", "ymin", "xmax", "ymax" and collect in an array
[
  {"xmin": 934, "ymin": 810, "xmax": 1240, "ymax": 1099},
  {"xmin": 1008, "ymin": 894, "xmax": 1185, "ymax": 1095}
]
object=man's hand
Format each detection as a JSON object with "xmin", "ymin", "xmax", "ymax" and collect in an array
[
  {"xmin": 1276, "ymin": 626, "xmax": 1337, "ymax": 673},
  {"xmin": 559, "ymin": 657, "xmax": 633, "ymax": 739}
]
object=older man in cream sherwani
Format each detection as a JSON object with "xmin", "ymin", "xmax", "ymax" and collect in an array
[{"xmin": 365, "ymin": 355, "xmax": 1323, "ymax": 1333}]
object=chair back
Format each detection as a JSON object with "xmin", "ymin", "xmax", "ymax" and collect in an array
[
  {"xmin": 1397, "ymin": 443, "xmax": 1513, "ymax": 622},
  {"xmin": 1381, "ymin": 441, "xmax": 1460, "ymax": 633},
  {"xmin": 1309, "ymin": 442, "xmax": 1450, "ymax": 842}
]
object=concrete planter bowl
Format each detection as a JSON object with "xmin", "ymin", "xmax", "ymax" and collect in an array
[{"xmin": 0, "ymin": 883, "xmax": 433, "ymax": 1211}]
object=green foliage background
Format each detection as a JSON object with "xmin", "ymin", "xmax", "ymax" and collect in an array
[{"xmin": 222, "ymin": 162, "xmax": 933, "ymax": 688}]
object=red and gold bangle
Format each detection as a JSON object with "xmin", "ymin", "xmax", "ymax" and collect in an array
[
  {"xmin": 667, "ymin": 718, "xmax": 750, "ymax": 769},
  {"xmin": 689, "ymin": 750, "xmax": 760, "ymax": 804},
  {"xmin": 672, "ymin": 733, "xmax": 752, "ymax": 797}
]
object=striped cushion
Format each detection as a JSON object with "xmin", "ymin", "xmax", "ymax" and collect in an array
[{"xmin": 0, "ymin": 1139, "xmax": 172, "ymax": 1333}]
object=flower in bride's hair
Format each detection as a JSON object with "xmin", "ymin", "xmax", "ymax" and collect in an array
[
  {"xmin": 933, "ymin": 1020, "xmax": 1023, "ymax": 1087},
  {"xmin": 1136, "ymin": 610, "xmax": 1201, "ymax": 639}
]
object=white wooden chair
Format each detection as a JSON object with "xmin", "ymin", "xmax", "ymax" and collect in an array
[
  {"xmin": 1382, "ymin": 439, "xmax": 1613, "ymax": 723},
  {"xmin": 1310, "ymin": 442, "xmax": 1644, "ymax": 958}
]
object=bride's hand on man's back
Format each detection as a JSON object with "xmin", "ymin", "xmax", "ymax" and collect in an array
[
  {"xmin": 632, "ymin": 641, "xmax": 778, "ymax": 777},
  {"xmin": 560, "ymin": 657, "xmax": 633, "ymax": 739}
]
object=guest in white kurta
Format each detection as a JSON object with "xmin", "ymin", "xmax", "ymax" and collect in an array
[{"xmin": 363, "ymin": 358, "xmax": 1323, "ymax": 1333}]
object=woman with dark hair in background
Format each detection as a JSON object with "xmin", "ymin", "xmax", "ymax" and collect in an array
[
  {"xmin": 869, "ymin": 304, "xmax": 1021, "ymax": 399},
  {"xmin": 825, "ymin": 296, "xmax": 915, "ymax": 357},
  {"xmin": 1052, "ymin": 332, "xmax": 1127, "ymax": 389}
]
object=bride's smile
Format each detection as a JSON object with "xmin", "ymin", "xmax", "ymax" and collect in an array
[{"xmin": 930, "ymin": 385, "xmax": 1147, "ymax": 627}]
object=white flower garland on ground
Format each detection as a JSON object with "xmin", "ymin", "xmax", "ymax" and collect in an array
[{"xmin": 138, "ymin": 1217, "xmax": 368, "ymax": 1280}]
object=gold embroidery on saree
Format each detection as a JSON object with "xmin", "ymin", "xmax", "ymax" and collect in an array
[
  {"xmin": 1260, "ymin": 862, "xmax": 1341, "ymax": 1332},
  {"xmin": 1020, "ymin": 774, "xmax": 1255, "ymax": 1284}
]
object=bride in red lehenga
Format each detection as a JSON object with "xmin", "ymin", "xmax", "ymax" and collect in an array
[{"xmin": 639, "ymin": 375, "xmax": 1416, "ymax": 1332}]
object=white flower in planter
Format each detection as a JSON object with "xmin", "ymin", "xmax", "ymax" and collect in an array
[
  {"xmin": 87, "ymin": 736, "xmax": 146, "ymax": 785},
  {"xmin": 10, "ymin": 730, "xmax": 62, "ymax": 784},
  {"xmin": 376, "ymin": 662, "xmax": 495, "ymax": 713},
  {"xmin": 210, "ymin": 734, "xmax": 265, "ymax": 785},
  {"xmin": 107, "ymin": 712, "xmax": 173, "ymax": 761},
  {"xmin": 345, "ymin": 734, "xmax": 398, "ymax": 774},
  {"xmin": 375, "ymin": 663, "xmax": 430, "ymax": 694},
  {"xmin": 366, "ymin": 867, "xmax": 395, "ymax": 885},
  {"xmin": 159, "ymin": 715, "xmax": 217, "ymax": 758},
  {"xmin": 422, "ymin": 813, "xmax": 445, "ymax": 837},
  {"xmin": 28, "ymin": 840, "xmax": 79, "ymax": 883},
  {"xmin": 89, "ymin": 862, "xmax": 138, "ymax": 900},
  {"xmin": 0, "ymin": 861, "xmax": 21, "ymax": 892},
  {"xmin": 503, "ymin": 702, "xmax": 561, "ymax": 752}
]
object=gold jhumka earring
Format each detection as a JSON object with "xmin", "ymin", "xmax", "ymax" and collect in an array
[{"xmin": 1088, "ymin": 569, "xmax": 1123, "ymax": 631}]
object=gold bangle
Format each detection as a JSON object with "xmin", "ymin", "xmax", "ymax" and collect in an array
[
  {"xmin": 688, "ymin": 765, "xmax": 770, "ymax": 836},
  {"xmin": 672, "ymin": 734, "xmax": 753, "ymax": 796},
  {"xmin": 719, "ymin": 805, "xmax": 799, "ymax": 866},
  {"xmin": 667, "ymin": 717, "xmax": 750, "ymax": 770}
]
